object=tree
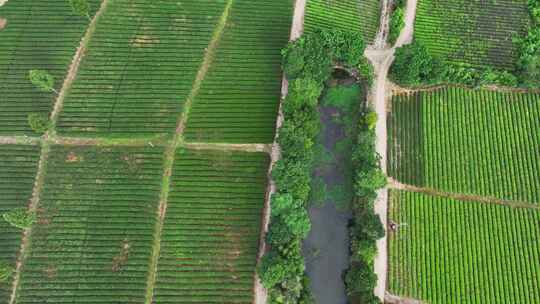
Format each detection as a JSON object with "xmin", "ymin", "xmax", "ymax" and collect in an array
[
  {"xmin": 390, "ymin": 41, "xmax": 435, "ymax": 86},
  {"xmin": 3, "ymin": 208, "xmax": 36, "ymax": 229},
  {"xmin": 0, "ymin": 263, "xmax": 14, "ymax": 283},
  {"xmin": 27, "ymin": 113, "xmax": 50, "ymax": 134},
  {"xmin": 28, "ymin": 69, "xmax": 57, "ymax": 93},
  {"xmin": 69, "ymin": 0, "xmax": 91, "ymax": 20}
]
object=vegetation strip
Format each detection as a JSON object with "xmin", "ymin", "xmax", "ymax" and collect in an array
[
  {"xmin": 143, "ymin": 2, "xmax": 234, "ymax": 302},
  {"xmin": 388, "ymin": 179, "xmax": 539, "ymax": 210}
]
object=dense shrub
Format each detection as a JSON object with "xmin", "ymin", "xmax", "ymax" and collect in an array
[
  {"xmin": 391, "ymin": 40, "xmax": 519, "ymax": 87},
  {"xmin": 388, "ymin": 6, "xmax": 404, "ymax": 45},
  {"xmin": 0, "ymin": 263, "xmax": 14, "ymax": 282},
  {"xmin": 3, "ymin": 208, "xmax": 36, "ymax": 229}
]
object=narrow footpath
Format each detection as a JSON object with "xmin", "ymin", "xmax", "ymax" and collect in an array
[{"xmin": 364, "ymin": 0, "xmax": 418, "ymax": 301}]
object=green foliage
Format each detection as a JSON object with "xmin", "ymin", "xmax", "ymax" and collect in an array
[
  {"xmin": 479, "ymin": 69, "xmax": 518, "ymax": 87},
  {"xmin": 388, "ymin": 6, "xmax": 404, "ymax": 45},
  {"xmin": 357, "ymin": 57, "xmax": 374, "ymax": 86},
  {"xmin": 28, "ymin": 69, "xmax": 56, "ymax": 93},
  {"xmin": 69, "ymin": 0, "xmax": 90, "ymax": 19},
  {"xmin": 364, "ymin": 112, "xmax": 377, "ymax": 130},
  {"xmin": 27, "ymin": 113, "xmax": 50, "ymax": 134},
  {"xmin": 345, "ymin": 263, "xmax": 380, "ymax": 303},
  {"xmin": 320, "ymin": 84, "xmax": 362, "ymax": 111},
  {"xmin": 3, "ymin": 208, "xmax": 36, "ymax": 229},
  {"xmin": 390, "ymin": 41, "xmax": 435, "ymax": 86},
  {"xmin": 0, "ymin": 263, "xmax": 14, "ymax": 283},
  {"xmin": 272, "ymin": 194, "xmax": 311, "ymax": 238}
]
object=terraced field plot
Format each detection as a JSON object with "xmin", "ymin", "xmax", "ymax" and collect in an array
[
  {"xmin": 0, "ymin": 0, "xmax": 101, "ymax": 135},
  {"xmin": 184, "ymin": 0, "xmax": 293, "ymax": 144},
  {"xmin": 388, "ymin": 190, "xmax": 540, "ymax": 304},
  {"xmin": 414, "ymin": 0, "xmax": 529, "ymax": 70},
  {"xmin": 57, "ymin": 0, "xmax": 227, "ymax": 137},
  {"xmin": 153, "ymin": 149, "xmax": 269, "ymax": 303},
  {"xmin": 388, "ymin": 87, "xmax": 540, "ymax": 203},
  {"xmin": 0, "ymin": 145, "xmax": 40, "ymax": 303},
  {"xmin": 304, "ymin": 0, "xmax": 380, "ymax": 42},
  {"xmin": 16, "ymin": 146, "xmax": 164, "ymax": 303}
]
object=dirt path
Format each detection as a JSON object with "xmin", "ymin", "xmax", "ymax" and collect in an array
[
  {"xmin": 364, "ymin": 0, "xmax": 418, "ymax": 300},
  {"xmin": 253, "ymin": 1, "xmax": 306, "ymax": 303},
  {"xmin": 388, "ymin": 178, "xmax": 540, "ymax": 210},
  {"xmin": 183, "ymin": 142, "xmax": 271, "ymax": 153},
  {"xmin": 144, "ymin": 2, "xmax": 234, "ymax": 303},
  {"xmin": 0, "ymin": 0, "xmax": 8, "ymax": 7},
  {"xmin": 385, "ymin": 293, "xmax": 424, "ymax": 304},
  {"xmin": 49, "ymin": 0, "xmax": 109, "ymax": 136}
]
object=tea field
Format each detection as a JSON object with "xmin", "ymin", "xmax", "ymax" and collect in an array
[
  {"xmin": 57, "ymin": 0, "xmax": 228, "ymax": 137},
  {"xmin": 304, "ymin": 0, "xmax": 380, "ymax": 42},
  {"xmin": 388, "ymin": 87, "xmax": 540, "ymax": 203},
  {"xmin": 388, "ymin": 190, "xmax": 540, "ymax": 304},
  {"xmin": 183, "ymin": 0, "xmax": 293, "ymax": 144},
  {"xmin": 16, "ymin": 146, "xmax": 164, "ymax": 303},
  {"xmin": 0, "ymin": 145, "xmax": 40, "ymax": 303},
  {"xmin": 0, "ymin": 0, "xmax": 101, "ymax": 135},
  {"xmin": 153, "ymin": 150, "xmax": 269, "ymax": 303},
  {"xmin": 414, "ymin": 0, "xmax": 529, "ymax": 70}
]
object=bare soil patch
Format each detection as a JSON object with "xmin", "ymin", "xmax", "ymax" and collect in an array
[
  {"xmin": 0, "ymin": 18, "xmax": 7, "ymax": 30},
  {"xmin": 131, "ymin": 35, "xmax": 159, "ymax": 47}
]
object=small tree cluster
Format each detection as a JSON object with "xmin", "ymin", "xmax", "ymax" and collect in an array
[
  {"xmin": 28, "ymin": 69, "xmax": 57, "ymax": 93},
  {"xmin": 0, "ymin": 262, "xmax": 14, "ymax": 283},
  {"xmin": 390, "ymin": 40, "xmax": 517, "ymax": 87},
  {"xmin": 28, "ymin": 113, "xmax": 51, "ymax": 134},
  {"xmin": 3, "ymin": 208, "xmax": 36, "ymax": 229},
  {"xmin": 69, "ymin": 0, "xmax": 91, "ymax": 20}
]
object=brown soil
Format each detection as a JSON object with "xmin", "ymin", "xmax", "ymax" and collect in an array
[
  {"xmin": 65, "ymin": 152, "xmax": 80, "ymax": 163},
  {"xmin": 0, "ymin": 18, "xmax": 7, "ymax": 30},
  {"xmin": 112, "ymin": 239, "xmax": 130, "ymax": 272},
  {"xmin": 131, "ymin": 35, "xmax": 159, "ymax": 47}
]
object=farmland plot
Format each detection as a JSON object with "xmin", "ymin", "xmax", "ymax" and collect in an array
[
  {"xmin": 16, "ymin": 146, "xmax": 164, "ymax": 303},
  {"xmin": 388, "ymin": 190, "xmax": 540, "ymax": 304},
  {"xmin": 0, "ymin": 0, "xmax": 101, "ymax": 135},
  {"xmin": 0, "ymin": 145, "xmax": 40, "ymax": 303},
  {"xmin": 304, "ymin": 0, "xmax": 380, "ymax": 42},
  {"xmin": 388, "ymin": 87, "xmax": 540, "ymax": 203},
  {"xmin": 184, "ymin": 0, "xmax": 293, "ymax": 144},
  {"xmin": 57, "ymin": 0, "xmax": 227, "ymax": 137},
  {"xmin": 153, "ymin": 149, "xmax": 269, "ymax": 303},
  {"xmin": 415, "ymin": 0, "xmax": 529, "ymax": 70}
]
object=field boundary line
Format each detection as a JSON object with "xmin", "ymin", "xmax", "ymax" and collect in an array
[
  {"xmin": 48, "ymin": 0, "xmax": 110, "ymax": 137},
  {"xmin": 182, "ymin": 142, "xmax": 271, "ymax": 153},
  {"xmin": 174, "ymin": 0, "xmax": 234, "ymax": 140},
  {"xmin": 388, "ymin": 179, "xmax": 539, "ymax": 210},
  {"xmin": 144, "ymin": 2, "xmax": 234, "ymax": 303},
  {"xmin": 385, "ymin": 292, "xmax": 424, "ymax": 304},
  {"xmin": 8, "ymin": 143, "xmax": 50, "ymax": 304},
  {"xmin": 0, "ymin": 136, "xmax": 41, "ymax": 146}
]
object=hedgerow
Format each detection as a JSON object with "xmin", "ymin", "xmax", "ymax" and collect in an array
[
  {"xmin": 516, "ymin": 0, "xmax": 540, "ymax": 86},
  {"xmin": 391, "ymin": 40, "xmax": 518, "ymax": 87},
  {"xmin": 258, "ymin": 28, "xmax": 382, "ymax": 304},
  {"xmin": 388, "ymin": 0, "xmax": 405, "ymax": 45}
]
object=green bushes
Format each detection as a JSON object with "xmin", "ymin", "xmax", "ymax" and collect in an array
[
  {"xmin": 0, "ymin": 263, "xmax": 14, "ymax": 283},
  {"xmin": 517, "ymin": 1, "xmax": 540, "ymax": 86},
  {"xmin": 27, "ymin": 113, "xmax": 50, "ymax": 134},
  {"xmin": 344, "ymin": 109, "xmax": 385, "ymax": 303},
  {"xmin": 259, "ymin": 28, "xmax": 375, "ymax": 303},
  {"xmin": 388, "ymin": 0, "xmax": 405, "ymax": 45},
  {"xmin": 391, "ymin": 41, "xmax": 519, "ymax": 87},
  {"xmin": 2, "ymin": 208, "xmax": 36, "ymax": 229}
]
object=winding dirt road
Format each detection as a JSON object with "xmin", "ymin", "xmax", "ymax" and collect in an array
[{"xmin": 364, "ymin": 0, "xmax": 418, "ymax": 300}]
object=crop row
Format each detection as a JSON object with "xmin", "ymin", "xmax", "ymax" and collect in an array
[
  {"xmin": 388, "ymin": 190, "xmax": 540, "ymax": 303},
  {"xmin": 0, "ymin": 145, "xmax": 40, "ymax": 303},
  {"xmin": 415, "ymin": 0, "xmax": 528, "ymax": 70},
  {"xmin": 0, "ymin": 0, "xmax": 101, "ymax": 135},
  {"xmin": 153, "ymin": 149, "xmax": 270, "ymax": 303},
  {"xmin": 388, "ymin": 87, "xmax": 540, "ymax": 204},
  {"xmin": 184, "ymin": 0, "xmax": 293, "ymax": 144},
  {"xmin": 56, "ymin": 0, "xmax": 227, "ymax": 137},
  {"xmin": 16, "ymin": 146, "xmax": 164, "ymax": 303},
  {"xmin": 304, "ymin": 0, "xmax": 380, "ymax": 42}
]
